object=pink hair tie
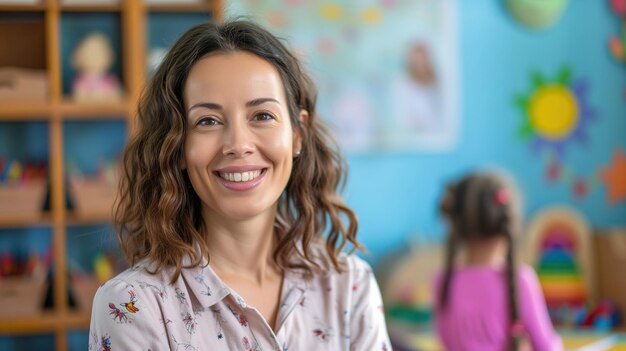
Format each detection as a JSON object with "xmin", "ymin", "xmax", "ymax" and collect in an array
[
  {"xmin": 494, "ymin": 188, "xmax": 509, "ymax": 205},
  {"xmin": 511, "ymin": 321, "xmax": 524, "ymax": 336}
]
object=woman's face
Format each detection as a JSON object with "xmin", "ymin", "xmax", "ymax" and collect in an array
[{"xmin": 183, "ymin": 51, "xmax": 301, "ymax": 222}]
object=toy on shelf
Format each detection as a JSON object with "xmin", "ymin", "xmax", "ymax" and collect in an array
[
  {"xmin": 523, "ymin": 206, "xmax": 594, "ymax": 326},
  {"xmin": 67, "ymin": 159, "xmax": 119, "ymax": 218},
  {"xmin": 71, "ymin": 32, "xmax": 122, "ymax": 103},
  {"xmin": 0, "ymin": 156, "xmax": 48, "ymax": 217},
  {"xmin": 580, "ymin": 300, "xmax": 621, "ymax": 331},
  {"xmin": 0, "ymin": 67, "xmax": 48, "ymax": 103},
  {"xmin": 378, "ymin": 242, "xmax": 444, "ymax": 328},
  {"xmin": 0, "ymin": 248, "xmax": 49, "ymax": 317}
]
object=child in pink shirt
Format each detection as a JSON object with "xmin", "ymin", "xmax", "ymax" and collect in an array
[{"xmin": 434, "ymin": 172, "xmax": 562, "ymax": 351}]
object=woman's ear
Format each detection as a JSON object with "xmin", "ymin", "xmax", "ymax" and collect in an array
[{"xmin": 293, "ymin": 109, "xmax": 308, "ymax": 156}]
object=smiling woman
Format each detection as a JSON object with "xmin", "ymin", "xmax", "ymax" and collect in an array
[{"xmin": 88, "ymin": 20, "xmax": 391, "ymax": 350}]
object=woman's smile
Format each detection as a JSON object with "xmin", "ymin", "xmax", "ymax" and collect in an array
[{"xmin": 215, "ymin": 167, "xmax": 268, "ymax": 191}]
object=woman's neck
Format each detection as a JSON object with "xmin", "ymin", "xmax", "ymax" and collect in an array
[
  {"xmin": 465, "ymin": 236, "xmax": 508, "ymax": 267},
  {"xmin": 203, "ymin": 211, "xmax": 280, "ymax": 285},
  {"xmin": 202, "ymin": 210, "xmax": 285, "ymax": 331}
]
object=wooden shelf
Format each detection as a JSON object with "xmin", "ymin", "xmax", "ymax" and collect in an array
[
  {"xmin": 57, "ymin": 100, "xmax": 129, "ymax": 118},
  {"xmin": 0, "ymin": 102, "xmax": 130, "ymax": 119},
  {"xmin": 147, "ymin": 3, "xmax": 211, "ymax": 12},
  {"xmin": 60, "ymin": 3, "xmax": 121, "ymax": 12},
  {"xmin": 0, "ymin": 311, "xmax": 90, "ymax": 335},
  {"xmin": 0, "ymin": 312, "xmax": 60, "ymax": 335},
  {"xmin": 0, "ymin": 212, "xmax": 52, "ymax": 228},
  {"xmin": 66, "ymin": 212, "xmax": 113, "ymax": 225},
  {"xmin": 64, "ymin": 310, "xmax": 91, "ymax": 330},
  {"xmin": 0, "ymin": 103, "xmax": 51, "ymax": 120},
  {"xmin": 0, "ymin": 3, "xmax": 47, "ymax": 12}
]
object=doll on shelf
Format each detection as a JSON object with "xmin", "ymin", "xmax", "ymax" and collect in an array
[{"xmin": 71, "ymin": 32, "xmax": 122, "ymax": 103}]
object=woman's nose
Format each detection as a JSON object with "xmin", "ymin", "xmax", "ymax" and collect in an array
[{"xmin": 222, "ymin": 123, "xmax": 255, "ymax": 157}]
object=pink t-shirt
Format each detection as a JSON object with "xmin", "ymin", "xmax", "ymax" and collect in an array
[{"xmin": 434, "ymin": 264, "xmax": 562, "ymax": 351}]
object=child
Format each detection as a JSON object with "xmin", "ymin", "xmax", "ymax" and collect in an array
[{"xmin": 434, "ymin": 171, "xmax": 562, "ymax": 351}]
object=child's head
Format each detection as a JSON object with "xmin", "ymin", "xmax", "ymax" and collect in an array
[{"xmin": 439, "ymin": 171, "xmax": 522, "ymax": 243}]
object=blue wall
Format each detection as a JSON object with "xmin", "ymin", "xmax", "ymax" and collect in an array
[{"xmin": 336, "ymin": 0, "xmax": 626, "ymax": 264}]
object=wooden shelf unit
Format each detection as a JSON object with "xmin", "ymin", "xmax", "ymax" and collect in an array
[
  {"xmin": 0, "ymin": 311, "xmax": 90, "ymax": 335},
  {"xmin": 0, "ymin": 4, "xmax": 47, "ymax": 12},
  {"xmin": 0, "ymin": 1, "xmax": 222, "ymax": 350},
  {"xmin": 0, "ymin": 212, "xmax": 53, "ymax": 228}
]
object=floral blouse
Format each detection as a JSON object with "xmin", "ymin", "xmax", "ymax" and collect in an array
[{"xmin": 88, "ymin": 250, "xmax": 391, "ymax": 351}]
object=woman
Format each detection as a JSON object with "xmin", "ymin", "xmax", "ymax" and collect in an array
[{"xmin": 89, "ymin": 20, "xmax": 391, "ymax": 350}]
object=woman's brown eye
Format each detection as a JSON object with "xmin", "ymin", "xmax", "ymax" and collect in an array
[
  {"xmin": 198, "ymin": 117, "xmax": 220, "ymax": 126},
  {"xmin": 255, "ymin": 113, "xmax": 275, "ymax": 121}
]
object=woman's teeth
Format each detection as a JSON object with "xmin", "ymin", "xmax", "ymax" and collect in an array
[{"xmin": 219, "ymin": 170, "xmax": 262, "ymax": 182}]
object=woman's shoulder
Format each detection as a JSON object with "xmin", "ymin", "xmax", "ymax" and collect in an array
[
  {"xmin": 342, "ymin": 253, "xmax": 376, "ymax": 276},
  {"xmin": 305, "ymin": 247, "xmax": 376, "ymax": 288},
  {"xmin": 93, "ymin": 260, "xmax": 175, "ymax": 305},
  {"xmin": 305, "ymin": 242, "xmax": 373, "ymax": 275}
]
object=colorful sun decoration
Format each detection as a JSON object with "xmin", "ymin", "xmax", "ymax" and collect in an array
[
  {"xmin": 515, "ymin": 66, "xmax": 596, "ymax": 159},
  {"xmin": 515, "ymin": 66, "xmax": 601, "ymax": 199}
]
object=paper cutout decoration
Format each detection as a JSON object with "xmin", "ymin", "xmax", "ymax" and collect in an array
[
  {"xmin": 505, "ymin": 0, "xmax": 569, "ymax": 29},
  {"xmin": 544, "ymin": 154, "xmax": 601, "ymax": 200},
  {"xmin": 523, "ymin": 206, "xmax": 593, "ymax": 324},
  {"xmin": 600, "ymin": 148, "xmax": 626, "ymax": 205},
  {"xmin": 609, "ymin": 0, "xmax": 626, "ymax": 99},
  {"xmin": 515, "ymin": 66, "xmax": 596, "ymax": 159},
  {"xmin": 609, "ymin": 0, "xmax": 626, "ymax": 62},
  {"xmin": 611, "ymin": 0, "xmax": 626, "ymax": 15},
  {"xmin": 609, "ymin": 31, "xmax": 626, "ymax": 62}
]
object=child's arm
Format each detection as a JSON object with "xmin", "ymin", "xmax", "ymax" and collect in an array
[{"xmin": 519, "ymin": 265, "xmax": 563, "ymax": 351}]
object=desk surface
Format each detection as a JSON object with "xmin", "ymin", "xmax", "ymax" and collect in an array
[{"xmin": 389, "ymin": 324, "xmax": 626, "ymax": 351}]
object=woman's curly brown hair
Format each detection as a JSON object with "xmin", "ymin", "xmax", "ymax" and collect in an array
[{"xmin": 115, "ymin": 20, "xmax": 363, "ymax": 283}]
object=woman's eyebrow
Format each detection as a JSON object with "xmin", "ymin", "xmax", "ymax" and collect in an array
[
  {"xmin": 187, "ymin": 98, "xmax": 279, "ymax": 114},
  {"xmin": 246, "ymin": 98, "xmax": 280, "ymax": 107},
  {"xmin": 188, "ymin": 102, "xmax": 223, "ymax": 114}
]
